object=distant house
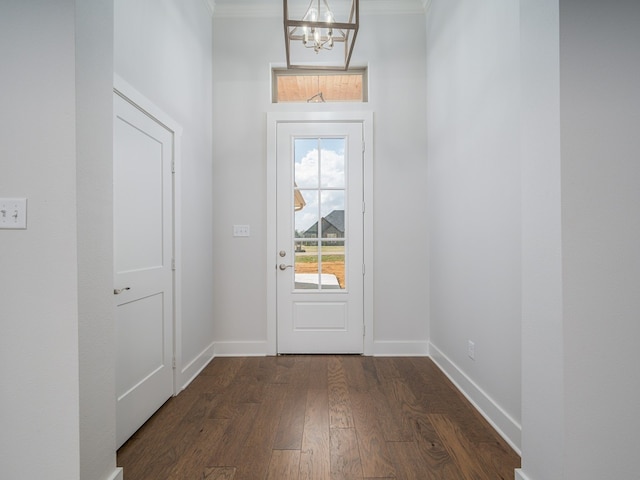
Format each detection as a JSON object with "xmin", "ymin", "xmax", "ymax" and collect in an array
[{"xmin": 304, "ymin": 209, "xmax": 344, "ymax": 238}]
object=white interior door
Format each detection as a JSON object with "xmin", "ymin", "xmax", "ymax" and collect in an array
[
  {"xmin": 276, "ymin": 122, "xmax": 364, "ymax": 353},
  {"xmin": 113, "ymin": 92, "xmax": 174, "ymax": 448}
]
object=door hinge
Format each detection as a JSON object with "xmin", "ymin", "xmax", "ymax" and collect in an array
[
  {"xmin": 172, "ymin": 357, "xmax": 176, "ymax": 369},
  {"xmin": 171, "ymin": 161, "xmax": 175, "ymax": 173},
  {"xmin": 362, "ymin": 264, "xmax": 366, "ymax": 275},
  {"xmin": 171, "ymin": 258, "xmax": 176, "ymax": 271},
  {"xmin": 362, "ymin": 140, "xmax": 365, "ymax": 153},
  {"xmin": 362, "ymin": 201, "xmax": 366, "ymax": 213},
  {"xmin": 363, "ymin": 325, "xmax": 366, "ymax": 338}
]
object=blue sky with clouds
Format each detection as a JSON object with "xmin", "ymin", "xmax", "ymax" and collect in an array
[{"xmin": 294, "ymin": 137, "xmax": 347, "ymax": 234}]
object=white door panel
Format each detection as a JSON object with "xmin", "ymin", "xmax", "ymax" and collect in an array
[
  {"xmin": 276, "ymin": 122, "xmax": 364, "ymax": 354},
  {"xmin": 114, "ymin": 92, "xmax": 174, "ymax": 448}
]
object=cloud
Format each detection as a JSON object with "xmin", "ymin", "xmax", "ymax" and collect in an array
[{"xmin": 294, "ymin": 145, "xmax": 346, "ymax": 233}]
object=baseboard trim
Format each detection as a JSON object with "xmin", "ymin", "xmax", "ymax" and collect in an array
[
  {"xmin": 515, "ymin": 469, "xmax": 531, "ymax": 480},
  {"xmin": 429, "ymin": 342, "xmax": 522, "ymax": 454},
  {"xmin": 107, "ymin": 467, "xmax": 124, "ymax": 480},
  {"xmin": 177, "ymin": 341, "xmax": 215, "ymax": 391},
  {"xmin": 213, "ymin": 341, "xmax": 270, "ymax": 356},
  {"xmin": 372, "ymin": 340, "xmax": 429, "ymax": 356}
]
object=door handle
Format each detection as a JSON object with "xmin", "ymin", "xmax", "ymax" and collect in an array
[
  {"xmin": 279, "ymin": 264, "xmax": 293, "ymax": 271},
  {"xmin": 114, "ymin": 287, "xmax": 131, "ymax": 295}
]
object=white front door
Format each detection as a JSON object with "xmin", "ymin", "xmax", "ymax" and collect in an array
[
  {"xmin": 113, "ymin": 92, "xmax": 175, "ymax": 448},
  {"xmin": 276, "ymin": 122, "xmax": 364, "ymax": 353}
]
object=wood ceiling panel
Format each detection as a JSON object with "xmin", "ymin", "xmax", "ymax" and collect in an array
[{"xmin": 276, "ymin": 73, "xmax": 363, "ymax": 103}]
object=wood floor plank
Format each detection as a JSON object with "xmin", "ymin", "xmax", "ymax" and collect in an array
[
  {"xmin": 411, "ymin": 415, "xmax": 466, "ymax": 479},
  {"xmin": 236, "ymin": 384, "xmax": 291, "ymax": 479},
  {"xmin": 341, "ymin": 355, "xmax": 371, "ymax": 393},
  {"xmin": 387, "ymin": 441, "xmax": 439, "ymax": 480},
  {"xmin": 205, "ymin": 402, "xmax": 260, "ymax": 466},
  {"xmin": 330, "ymin": 428, "xmax": 363, "ymax": 480},
  {"xmin": 267, "ymin": 450, "xmax": 301, "ymax": 480},
  {"xmin": 366, "ymin": 383, "xmax": 413, "ymax": 442},
  {"xmin": 299, "ymin": 388, "xmax": 331, "ymax": 480},
  {"xmin": 166, "ymin": 419, "xmax": 229, "ymax": 480},
  {"xmin": 274, "ymin": 383, "xmax": 308, "ymax": 450},
  {"xmin": 308, "ymin": 356, "xmax": 329, "ymax": 390},
  {"xmin": 373, "ymin": 356, "xmax": 402, "ymax": 380},
  {"xmin": 203, "ymin": 467, "xmax": 236, "ymax": 479},
  {"xmin": 245, "ymin": 383, "xmax": 288, "ymax": 447},
  {"xmin": 349, "ymin": 392, "xmax": 396, "ymax": 478},
  {"xmin": 429, "ymin": 413, "xmax": 494, "ymax": 480},
  {"xmin": 328, "ymin": 357, "xmax": 355, "ymax": 429}
]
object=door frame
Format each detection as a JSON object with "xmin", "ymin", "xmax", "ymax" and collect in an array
[
  {"xmin": 266, "ymin": 111, "xmax": 374, "ymax": 355},
  {"xmin": 113, "ymin": 74, "xmax": 183, "ymax": 394}
]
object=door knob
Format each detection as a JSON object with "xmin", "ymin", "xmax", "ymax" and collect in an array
[
  {"xmin": 114, "ymin": 287, "xmax": 131, "ymax": 295},
  {"xmin": 279, "ymin": 264, "xmax": 293, "ymax": 271}
]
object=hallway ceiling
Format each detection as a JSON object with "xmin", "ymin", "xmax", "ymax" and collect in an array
[{"xmin": 211, "ymin": 0, "xmax": 429, "ymax": 17}]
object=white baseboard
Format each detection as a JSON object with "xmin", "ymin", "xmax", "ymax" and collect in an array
[
  {"xmin": 213, "ymin": 341, "xmax": 270, "ymax": 356},
  {"xmin": 107, "ymin": 467, "xmax": 123, "ymax": 480},
  {"xmin": 515, "ymin": 469, "xmax": 531, "ymax": 480},
  {"xmin": 177, "ymin": 341, "xmax": 215, "ymax": 391},
  {"xmin": 372, "ymin": 340, "xmax": 429, "ymax": 356},
  {"xmin": 429, "ymin": 342, "xmax": 522, "ymax": 454}
]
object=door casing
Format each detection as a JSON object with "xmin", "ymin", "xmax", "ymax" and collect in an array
[{"xmin": 267, "ymin": 111, "xmax": 374, "ymax": 355}]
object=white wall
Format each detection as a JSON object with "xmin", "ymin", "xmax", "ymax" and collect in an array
[
  {"xmin": 76, "ymin": 0, "xmax": 119, "ymax": 478},
  {"xmin": 519, "ymin": 0, "xmax": 564, "ymax": 478},
  {"xmin": 1, "ymin": 1, "xmax": 80, "ymax": 478},
  {"xmin": 114, "ymin": 0, "xmax": 215, "ymax": 386},
  {"xmin": 211, "ymin": 12, "xmax": 428, "ymax": 354},
  {"xmin": 426, "ymin": 0, "xmax": 522, "ymax": 449},
  {"xmin": 560, "ymin": 1, "xmax": 640, "ymax": 478}
]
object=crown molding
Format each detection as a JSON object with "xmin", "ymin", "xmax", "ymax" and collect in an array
[{"xmin": 212, "ymin": 0, "xmax": 426, "ymax": 18}]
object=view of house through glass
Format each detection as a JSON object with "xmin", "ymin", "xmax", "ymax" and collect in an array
[{"xmin": 293, "ymin": 137, "xmax": 347, "ymax": 290}]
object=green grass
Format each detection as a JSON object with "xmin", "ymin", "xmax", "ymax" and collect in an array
[{"xmin": 296, "ymin": 255, "xmax": 345, "ymax": 263}]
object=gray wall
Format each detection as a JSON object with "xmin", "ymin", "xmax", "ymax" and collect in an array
[
  {"xmin": 426, "ymin": 0, "xmax": 522, "ymax": 449},
  {"xmin": 560, "ymin": 0, "xmax": 640, "ymax": 477}
]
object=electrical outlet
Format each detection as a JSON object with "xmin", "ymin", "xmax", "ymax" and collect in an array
[
  {"xmin": 0, "ymin": 198, "xmax": 27, "ymax": 229},
  {"xmin": 467, "ymin": 340, "xmax": 475, "ymax": 360}
]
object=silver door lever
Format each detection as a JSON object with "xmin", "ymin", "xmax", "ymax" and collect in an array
[
  {"xmin": 114, "ymin": 287, "xmax": 131, "ymax": 295},
  {"xmin": 279, "ymin": 264, "xmax": 293, "ymax": 270}
]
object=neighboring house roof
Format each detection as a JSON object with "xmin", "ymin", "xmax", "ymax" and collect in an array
[
  {"xmin": 304, "ymin": 209, "xmax": 345, "ymax": 236},
  {"xmin": 324, "ymin": 209, "xmax": 344, "ymax": 233}
]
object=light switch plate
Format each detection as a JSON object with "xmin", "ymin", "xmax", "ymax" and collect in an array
[
  {"xmin": 0, "ymin": 198, "xmax": 27, "ymax": 229},
  {"xmin": 233, "ymin": 224, "xmax": 250, "ymax": 237}
]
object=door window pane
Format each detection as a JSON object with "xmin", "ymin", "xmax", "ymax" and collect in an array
[
  {"xmin": 294, "ymin": 138, "xmax": 319, "ymax": 188},
  {"xmin": 294, "ymin": 241, "xmax": 319, "ymax": 289},
  {"xmin": 320, "ymin": 138, "xmax": 345, "ymax": 188},
  {"xmin": 295, "ymin": 190, "xmax": 318, "ymax": 237},
  {"xmin": 321, "ymin": 240, "xmax": 345, "ymax": 290}
]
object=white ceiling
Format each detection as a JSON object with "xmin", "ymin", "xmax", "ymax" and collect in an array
[{"xmin": 209, "ymin": 0, "xmax": 430, "ymax": 17}]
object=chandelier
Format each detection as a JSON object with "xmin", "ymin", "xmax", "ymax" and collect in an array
[{"xmin": 284, "ymin": 0, "xmax": 359, "ymax": 70}]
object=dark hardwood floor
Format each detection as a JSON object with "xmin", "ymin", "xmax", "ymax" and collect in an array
[{"xmin": 117, "ymin": 356, "xmax": 520, "ymax": 479}]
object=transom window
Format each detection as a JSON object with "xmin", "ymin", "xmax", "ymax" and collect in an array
[{"xmin": 272, "ymin": 68, "xmax": 367, "ymax": 103}]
